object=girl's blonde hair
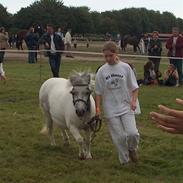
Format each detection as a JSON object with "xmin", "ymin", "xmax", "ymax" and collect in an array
[{"xmin": 103, "ymin": 41, "xmax": 118, "ymax": 53}]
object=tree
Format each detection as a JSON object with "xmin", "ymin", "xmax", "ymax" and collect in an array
[
  {"xmin": 65, "ymin": 6, "xmax": 94, "ymax": 35},
  {"xmin": 3, "ymin": 2, "xmax": 183, "ymax": 35},
  {"xmin": 13, "ymin": 0, "xmax": 66, "ymax": 30},
  {"xmin": 0, "ymin": 3, "xmax": 12, "ymax": 29}
]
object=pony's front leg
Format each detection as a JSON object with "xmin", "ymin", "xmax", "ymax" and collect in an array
[
  {"xmin": 61, "ymin": 129, "xmax": 70, "ymax": 146},
  {"xmin": 84, "ymin": 129, "xmax": 92, "ymax": 159},
  {"xmin": 69, "ymin": 125, "xmax": 86, "ymax": 160}
]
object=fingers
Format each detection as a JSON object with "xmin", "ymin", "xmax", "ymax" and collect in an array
[
  {"xmin": 158, "ymin": 105, "xmax": 183, "ymax": 119},
  {"xmin": 150, "ymin": 111, "xmax": 183, "ymax": 134},
  {"xmin": 157, "ymin": 125, "xmax": 179, "ymax": 134},
  {"xmin": 150, "ymin": 112, "xmax": 179, "ymax": 124},
  {"xmin": 176, "ymin": 98, "xmax": 183, "ymax": 106},
  {"xmin": 131, "ymin": 106, "xmax": 136, "ymax": 111}
]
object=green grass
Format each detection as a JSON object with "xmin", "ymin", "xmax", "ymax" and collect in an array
[{"xmin": 0, "ymin": 58, "xmax": 183, "ymax": 183}]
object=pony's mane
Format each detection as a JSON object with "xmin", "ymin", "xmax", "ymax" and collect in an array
[{"xmin": 69, "ymin": 71, "xmax": 95, "ymax": 88}]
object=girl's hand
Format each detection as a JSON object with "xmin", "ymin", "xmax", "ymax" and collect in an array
[
  {"xmin": 96, "ymin": 107, "xmax": 101, "ymax": 116},
  {"xmin": 131, "ymin": 101, "xmax": 137, "ymax": 111}
]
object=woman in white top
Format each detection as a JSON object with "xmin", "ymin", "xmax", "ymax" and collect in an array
[{"xmin": 95, "ymin": 41, "xmax": 140, "ymax": 165}]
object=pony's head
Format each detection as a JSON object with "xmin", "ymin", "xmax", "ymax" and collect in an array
[{"xmin": 69, "ymin": 72, "xmax": 92, "ymax": 117}]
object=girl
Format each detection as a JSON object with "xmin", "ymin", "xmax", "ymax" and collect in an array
[{"xmin": 95, "ymin": 41, "xmax": 140, "ymax": 165}]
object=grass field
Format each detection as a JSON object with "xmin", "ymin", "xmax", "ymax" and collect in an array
[{"xmin": 0, "ymin": 56, "xmax": 183, "ymax": 183}]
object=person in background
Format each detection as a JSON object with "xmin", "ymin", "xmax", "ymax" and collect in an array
[
  {"xmin": 8, "ymin": 34, "xmax": 13, "ymax": 48},
  {"xmin": 56, "ymin": 27, "xmax": 64, "ymax": 40},
  {"xmin": 41, "ymin": 24, "xmax": 65, "ymax": 77},
  {"xmin": 150, "ymin": 98, "xmax": 183, "ymax": 134},
  {"xmin": 95, "ymin": 41, "xmax": 140, "ymax": 165},
  {"xmin": 148, "ymin": 31, "xmax": 162, "ymax": 78},
  {"xmin": 163, "ymin": 64, "xmax": 179, "ymax": 87},
  {"xmin": 166, "ymin": 27, "xmax": 183, "ymax": 86},
  {"xmin": 25, "ymin": 26, "xmax": 39, "ymax": 64},
  {"xmin": 138, "ymin": 35, "xmax": 145, "ymax": 54},
  {"xmin": 144, "ymin": 33, "xmax": 151, "ymax": 54},
  {"xmin": 73, "ymin": 38, "xmax": 77, "ymax": 49},
  {"xmin": 143, "ymin": 61, "xmax": 157, "ymax": 85},
  {"xmin": 86, "ymin": 38, "xmax": 90, "ymax": 48},
  {"xmin": 0, "ymin": 27, "xmax": 9, "ymax": 80},
  {"xmin": 64, "ymin": 29, "xmax": 73, "ymax": 58}
]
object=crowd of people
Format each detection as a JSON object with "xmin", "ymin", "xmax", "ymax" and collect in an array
[
  {"xmin": 0, "ymin": 25, "xmax": 74, "ymax": 78},
  {"xmin": 0, "ymin": 25, "xmax": 93, "ymax": 79},
  {"xmin": 139, "ymin": 27, "xmax": 183, "ymax": 87}
]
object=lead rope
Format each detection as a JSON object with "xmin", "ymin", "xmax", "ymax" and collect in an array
[{"xmin": 87, "ymin": 115, "xmax": 102, "ymax": 143}]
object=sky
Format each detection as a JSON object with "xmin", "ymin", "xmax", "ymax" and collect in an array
[{"xmin": 1, "ymin": 0, "xmax": 183, "ymax": 19}]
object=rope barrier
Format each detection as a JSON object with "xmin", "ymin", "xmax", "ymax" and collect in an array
[{"xmin": 1, "ymin": 49, "xmax": 183, "ymax": 60}]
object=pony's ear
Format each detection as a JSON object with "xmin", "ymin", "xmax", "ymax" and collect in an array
[
  {"xmin": 70, "ymin": 75, "xmax": 77, "ymax": 86},
  {"xmin": 83, "ymin": 73, "xmax": 91, "ymax": 84}
]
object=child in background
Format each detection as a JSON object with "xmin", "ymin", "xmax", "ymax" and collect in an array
[
  {"xmin": 143, "ymin": 61, "xmax": 157, "ymax": 85},
  {"xmin": 163, "ymin": 64, "xmax": 179, "ymax": 87},
  {"xmin": 95, "ymin": 41, "xmax": 140, "ymax": 165}
]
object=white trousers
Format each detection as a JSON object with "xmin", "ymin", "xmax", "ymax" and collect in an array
[
  {"xmin": 0, "ymin": 63, "xmax": 5, "ymax": 76},
  {"xmin": 107, "ymin": 113, "xmax": 140, "ymax": 164}
]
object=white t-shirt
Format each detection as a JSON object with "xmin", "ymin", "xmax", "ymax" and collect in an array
[
  {"xmin": 172, "ymin": 37, "xmax": 178, "ymax": 56},
  {"xmin": 50, "ymin": 35, "xmax": 56, "ymax": 54},
  {"xmin": 95, "ymin": 61, "xmax": 140, "ymax": 118}
]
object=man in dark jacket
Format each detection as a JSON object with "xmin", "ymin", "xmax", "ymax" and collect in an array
[
  {"xmin": 25, "ymin": 26, "xmax": 39, "ymax": 63},
  {"xmin": 41, "ymin": 24, "xmax": 64, "ymax": 77},
  {"xmin": 166, "ymin": 27, "xmax": 183, "ymax": 85}
]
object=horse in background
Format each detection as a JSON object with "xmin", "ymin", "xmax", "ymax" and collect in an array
[
  {"xmin": 39, "ymin": 72, "xmax": 97, "ymax": 160},
  {"xmin": 16, "ymin": 25, "xmax": 45, "ymax": 50},
  {"xmin": 16, "ymin": 30, "xmax": 27, "ymax": 50},
  {"xmin": 120, "ymin": 34, "xmax": 142, "ymax": 53}
]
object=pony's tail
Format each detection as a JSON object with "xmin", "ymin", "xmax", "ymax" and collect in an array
[{"xmin": 40, "ymin": 125, "xmax": 48, "ymax": 135}]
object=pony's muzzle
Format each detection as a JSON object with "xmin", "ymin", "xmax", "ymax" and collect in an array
[{"xmin": 76, "ymin": 109, "xmax": 86, "ymax": 117}]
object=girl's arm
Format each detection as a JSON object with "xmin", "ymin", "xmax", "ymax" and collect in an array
[
  {"xmin": 95, "ymin": 95, "xmax": 101, "ymax": 116},
  {"xmin": 131, "ymin": 89, "xmax": 139, "ymax": 111}
]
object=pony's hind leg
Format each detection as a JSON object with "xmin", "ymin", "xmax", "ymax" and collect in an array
[
  {"xmin": 41, "ymin": 110, "xmax": 56, "ymax": 146},
  {"xmin": 61, "ymin": 129, "xmax": 70, "ymax": 146}
]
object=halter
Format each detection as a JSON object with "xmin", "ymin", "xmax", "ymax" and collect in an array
[
  {"xmin": 71, "ymin": 84, "xmax": 102, "ymax": 142},
  {"xmin": 71, "ymin": 84, "xmax": 91, "ymax": 111}
]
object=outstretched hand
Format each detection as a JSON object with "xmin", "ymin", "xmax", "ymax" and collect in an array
[{"xmin": 150, "ymin": 98, "xmax": 183, "ymax": 134}]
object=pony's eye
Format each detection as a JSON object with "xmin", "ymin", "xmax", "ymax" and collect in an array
[
  {"xmin": 86, "ymin": 91, "xmax": 91, "ymax": 95},
  {"xmin": 70, "ymin": 90, "xmax": 75, "ymax": 94}
]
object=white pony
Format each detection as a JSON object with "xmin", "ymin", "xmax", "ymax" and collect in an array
[{"xmin": 39, "ymin": 72, "xmax": 96, "ymax": 160}]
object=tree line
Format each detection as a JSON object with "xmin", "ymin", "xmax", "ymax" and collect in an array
[{"xmin": 0, "ymin": 0, "xmax": 183, "ymax": 36}]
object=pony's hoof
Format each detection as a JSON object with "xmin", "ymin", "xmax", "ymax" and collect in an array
[
  {"xmin": 79, "ymin": 153, "xmax": 86, "ymax": 160},
  {"xmin": 86, "ymin": 155, "xmax": 93, "ymax": 160},
  {"xmin": 0, "ymin": 75, "xmax": 6, "ymax": 81},
  {"xmin": 51, "ymin": 142, "xmax": 56, "ymax": 146},
  {"xmin": 40, "ymin": 127, "xmax": 48, "ymax": 135}
]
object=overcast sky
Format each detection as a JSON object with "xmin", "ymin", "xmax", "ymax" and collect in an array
[{"xmin": 1, "ymin": 0, "xmax": 183, "ymax": 18}]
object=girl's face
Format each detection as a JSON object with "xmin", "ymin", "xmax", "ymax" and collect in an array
[{"xmin": 103, "ymin": 50, "xmax": 117, "ymax": 65}]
